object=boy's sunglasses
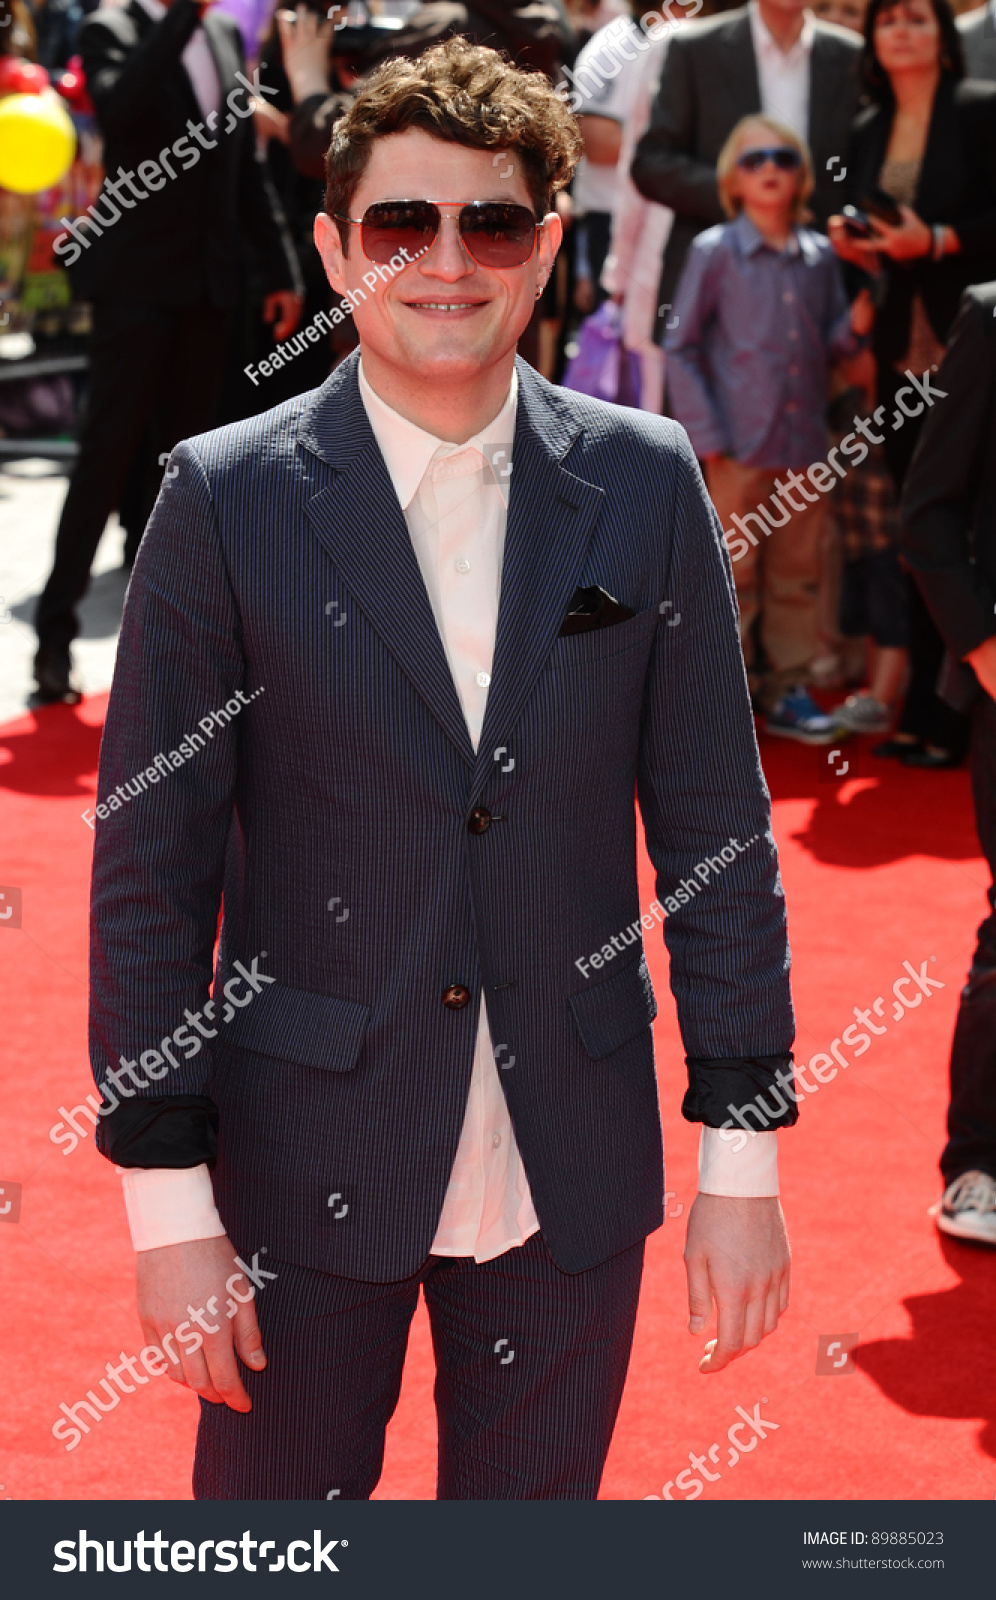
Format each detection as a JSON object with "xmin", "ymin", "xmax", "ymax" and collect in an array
[
  {"xmin": 735, "ymin": 146, "xmax": 803, "ymax": 172},
  {"xmin": 334, "ymin": 200, "xmax": 542, "ymax": 269}
]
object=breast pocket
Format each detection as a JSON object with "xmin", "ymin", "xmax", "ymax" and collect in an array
[{"xmin": 550, "ymin": 602, "xmax": 661, "ymax": 666}]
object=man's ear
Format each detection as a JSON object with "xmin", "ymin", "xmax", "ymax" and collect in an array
[
  {"xmin": 537, "ymin": 210, "xmax": 564, "ymax": 280},
  {"xmin": 314, "ymin": 211, "xmax": 347, "ymax": 296}
]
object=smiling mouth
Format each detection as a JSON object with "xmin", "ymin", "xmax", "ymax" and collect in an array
[{"xmin": 404, "ymin": 300, "xmax": 488, "ymax": 312}]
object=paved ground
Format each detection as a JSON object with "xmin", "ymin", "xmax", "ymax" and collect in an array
[{"xmin": 0, "ymin": 460, "xmax": 126, "ymax": 725}]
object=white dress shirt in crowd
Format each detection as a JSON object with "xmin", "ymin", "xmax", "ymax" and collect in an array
[
  {"xmin": 119, "ymin": 363, "xmax": 777, "ymax": 1254},
  {"xmin": 748, "ymin": 0, "xmax": 814, "ymax": 141},
  {"xmin": 134, "ymin": 0, "xmax": 222, "ymax": 124},
  {"xmin": 571, "ymin": 15, "xmax": 649, "ymax": 217},
  {"xmin": 601, "ymin": 30, "xmax": 673, "ymax": 414}
]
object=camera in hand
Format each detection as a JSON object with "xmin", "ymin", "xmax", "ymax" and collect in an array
[
  {"xmin": 861, "ymin": 188, "xmax": 903, "ymax": 228},
  {"xmin": 842, "ymin": 205, "xmax": 873, "ymax": 239}
]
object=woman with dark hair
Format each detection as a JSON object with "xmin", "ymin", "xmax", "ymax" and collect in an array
[{"xmin": 829, "ymin": 0, "xmax": 996, "ymax": 767}]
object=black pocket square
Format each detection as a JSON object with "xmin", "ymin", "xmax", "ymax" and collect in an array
[{"xmin": 558, "ymin": 585, "xmax": 636, "ymax": 636}]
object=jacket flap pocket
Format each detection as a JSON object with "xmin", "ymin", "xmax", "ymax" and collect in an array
[
  {"xmin": 568, "ymin": 953, "xmax": 657, "ymax": 1060},
  {"xmin": 222, "ymin": 982, "xmax": 371, "ymax": 1072}
]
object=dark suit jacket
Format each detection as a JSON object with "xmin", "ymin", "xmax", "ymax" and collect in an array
[
  {"xmin": 88, "ymin": 355, "xmax": 795, "ymax": 1282},
  {"xmin": 958, "ymin": 3, "xmax": 996, "ymax": 81},
  {"xmin": 900, "ymin": 283, "xmax": 996, "ymax": 671},
  {"xmin": 843, "ymin": 79, "xmax": 996, "ymax": 366},
  {"xmin": 630, "ymin": 6, "xmax": 861, "ymax": 321},
  {"xmin": 72, "ymin": 0, "xmax": 298, "ymax": 307}
]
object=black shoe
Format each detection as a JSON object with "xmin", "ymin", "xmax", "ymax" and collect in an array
[
  {"xmin": 873, "ymin": 736, "xmax": 921, "ymax": 760},
  {"xmin": 32, "ymin": 645, "xmax": 82, "ymax": 706},
  {"xmin": 900, "ymin": 746, "xmax": 963, "ymax": 770}
]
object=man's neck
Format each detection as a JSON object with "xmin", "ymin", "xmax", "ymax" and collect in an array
[
  {"xmin": 755, "ymin": 0, "xmax": 807, "ymax": 53},
  {"xmin": 358, "ymin": 348, "xmax": 517, "ymax": 443},
  {"xmin": 743, "ymin": 203, "xmax": 795, "ymax": 251}
]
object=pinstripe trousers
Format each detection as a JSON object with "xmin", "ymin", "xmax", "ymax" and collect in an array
[{"xmin": 192, "ymin": 1232, "xmax": 645, "ymax": 1501}]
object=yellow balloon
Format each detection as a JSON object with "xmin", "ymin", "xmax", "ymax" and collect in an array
[{"xmin": 0, "ymin": 90, "xmax": 76, "ymax": 195}]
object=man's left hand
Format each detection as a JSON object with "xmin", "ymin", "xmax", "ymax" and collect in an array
[
  {"xmin": 264, "ymin": 290, "xmax": 303, "ymax": 341},
  {"xmin": 684, "ymin": 1193, "xmax": 790, "ymax": 1373}
]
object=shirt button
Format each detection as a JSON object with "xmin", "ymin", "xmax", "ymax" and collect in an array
[
  {"xmin": 492, "ymin": 1132, "xmax": 502, "ymax": 1149},
  {"xmin": 476, "ymin": 671, "xmax": 491, "ymax": 688},
  {"xmin": 456, "ymin": 558, "xmax": 471, "ymax": 574},
  {"xmin": 442, "ymin": 985, "xmax": 471, "ymax": 1010}
]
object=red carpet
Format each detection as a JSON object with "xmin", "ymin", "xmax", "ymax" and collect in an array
[{"xmin": 1, "ymin": 696, "xmax": 994, "ymax": 1501}]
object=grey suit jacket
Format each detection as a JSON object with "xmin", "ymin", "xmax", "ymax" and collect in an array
[
  {"xmin": 630, "ymin": 6, "xmax": 861, "ymax": 325},
  {"xmin": 959, "ymin": 3, "xmax": 996, "ymax": 80},
  {"xmin": 88, "ymin": 354, "xmax": 795, "ymax": 1282}
]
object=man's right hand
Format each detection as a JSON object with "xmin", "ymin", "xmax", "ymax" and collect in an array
[
  {"xmin": 277, "ymin": 5, "xmax": 333, "ymax": 104},
  {"xmin": 137, "ymin": 1235, "xmax": 266, "ymax": 1412}
]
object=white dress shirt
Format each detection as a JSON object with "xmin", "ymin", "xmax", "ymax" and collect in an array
[
  {"xmin": 748, "ymin": 0, "xmax": 814, "ymax": 141},
  {"xmin": 572, "ymin": 16, "xmax": 649, "ymax": 216},
  {"xmin": 119, "ymin": 364, "xmax": 777, "ymax": 1255},
  {"xmin": 134, "ymin": 0, "xmax": 222, "ymax": 124}
]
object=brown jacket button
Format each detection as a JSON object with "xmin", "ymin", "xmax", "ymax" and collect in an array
[
  {"xmin": 442, "ymin": 984, "xmax": 471, "ymax": 1009},
  {"xmin": 468, "ymin": 807, "xmax": 492, "ymax": 834}
]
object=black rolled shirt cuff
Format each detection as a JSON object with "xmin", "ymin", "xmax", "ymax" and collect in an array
[
  {"xmin": 96, "ymin": 1093, "xmax": 219, "ymax": 1168},
  {"xmin": 681, "ymin": 1055, "xmax": 799, "ymax": 1131}
]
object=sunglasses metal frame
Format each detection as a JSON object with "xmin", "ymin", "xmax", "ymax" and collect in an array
[{"xmin": 333, "ymin": 200, "xmax": 544, "ymax": 268}]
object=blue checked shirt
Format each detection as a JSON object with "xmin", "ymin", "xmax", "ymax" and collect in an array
[{"xmin": 665, "ymin": 213, "xmax": 860, "ymax": 470}]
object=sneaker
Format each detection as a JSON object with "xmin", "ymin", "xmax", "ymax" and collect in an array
[
  {"xmin": 830, "ymin": 692, "xmax": 891, "ymax": 734},
  {"xmin": 765, "ymin": 687, "xmax": 837, "ymax": 745},
  {"xmin": 931, "ymin": 1169, "xmax": 996, "ymax": 1244}
]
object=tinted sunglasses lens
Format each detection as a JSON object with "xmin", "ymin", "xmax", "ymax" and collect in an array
[
  {"xmin": 738, "ymin": 147, "xmax": 800, "ymax": 171},
  {"xmin": 360, "ymin": 201, "xmax": 437, "ymax": 263},
  {"xmin": 459, "ymin": 203, "xmax": 537, "ymax": 267}
]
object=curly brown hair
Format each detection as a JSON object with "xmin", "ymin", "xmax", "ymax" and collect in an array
[{"xmin": 325, "ymin": 36, "xmax": 582, "ymax": 252}]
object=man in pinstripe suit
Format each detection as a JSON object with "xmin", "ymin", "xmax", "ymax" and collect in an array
[{"xmin": 89, "ymin": 36, "xmax": 797, "ymax": 1500}]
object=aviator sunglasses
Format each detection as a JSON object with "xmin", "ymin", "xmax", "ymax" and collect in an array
[
  {"xmin": 334, "ymin": 199, "xmax": 543, "ymax": 269},
  {"xmin": 735, "ymin": 146, "xmax": 803, "ymax": 172}
]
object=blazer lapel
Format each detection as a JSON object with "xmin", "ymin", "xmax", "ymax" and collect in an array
[
  {"xmin": 471, "ymin": 363, "xmax": 604, "ymax": 797},
  {"xmin": 300, "ymin": 358, "xmax": 476, "ymax": 766},
  {"xmin": 914, "ymin": 79, "xmax": 957, "ymax": 221},
  {"xmin": 714, "ymin": 14, "xmax": 762, "ymax": 134},
  {"xmin": 126, "ymin": 0, "xmax": 203, "ymax": 126},
  {"xmin": 201, "ymin": 7, "xmax": 240, "ymax": 102}
]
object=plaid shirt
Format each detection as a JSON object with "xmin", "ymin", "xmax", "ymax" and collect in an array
[{"xmin": 829, "ymin": 412, "xmax": 901, "ymax": 560}]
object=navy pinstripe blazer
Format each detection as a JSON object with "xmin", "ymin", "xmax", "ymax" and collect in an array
[{"xmin": 89, "ymin": 352, "xmax": 794, "ymax": 1280}]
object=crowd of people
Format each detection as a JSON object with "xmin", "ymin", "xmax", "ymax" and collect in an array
[{"xmin": 2, "ymin": 0, "xmax": 990, "ymax": 775}]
